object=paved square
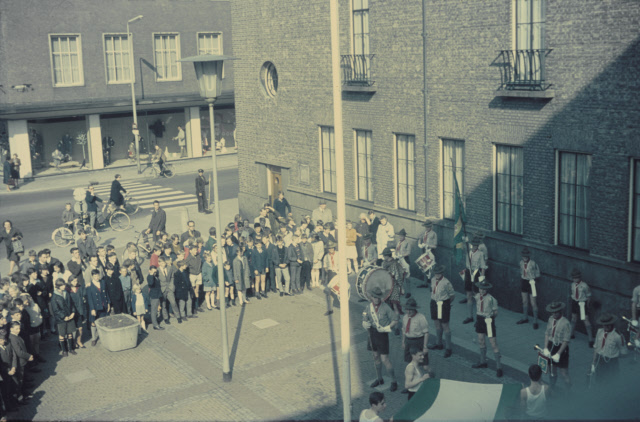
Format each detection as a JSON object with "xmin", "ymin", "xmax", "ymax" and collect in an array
[{"xmin": 252, "ymin": 318, "xmax": 280, "ymax": 329}]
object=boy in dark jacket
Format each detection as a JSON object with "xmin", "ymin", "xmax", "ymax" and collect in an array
[{"xmin": 51, "ymin": 279, "xmax": 77, "ymax": 357}]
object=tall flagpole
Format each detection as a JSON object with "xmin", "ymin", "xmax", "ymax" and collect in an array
[{"xmin": 329, "ymin": 1, "xmax": 351, "ymax": 421}]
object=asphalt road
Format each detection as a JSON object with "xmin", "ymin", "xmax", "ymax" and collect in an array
[{"xmin": 1, "ymin": 168, "xmax": 239, "ymax": 254}]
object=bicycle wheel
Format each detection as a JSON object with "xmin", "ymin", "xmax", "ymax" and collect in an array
[
  {"xmin": 126, "ymin": 198, "xmax": 141, "ymax": 215},
  {"xmin": 52, "ymin": 227, "xmax": 73, "ymax": 247},
  {"xmin": 163, "ymin": 164, "xmax": 176, "ymax": 178},
  {"xmin": 151, "ymin": 165, "xmax": 159, "ymax": 178},
  {"xmin": 109, "ymin": 211, "xmax": 131, "ymax": 231}
]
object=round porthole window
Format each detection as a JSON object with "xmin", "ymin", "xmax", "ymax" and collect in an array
[{"xmin": 260, "ymin": 61, "xmax": 278, "ymax": 98}]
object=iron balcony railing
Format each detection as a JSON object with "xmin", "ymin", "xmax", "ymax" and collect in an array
[
  {"xmin": 340, "ymin": 54, "xmax": 375, "ymax": 86},
  {"xmin": 499, "ymin": 49, "xmax": 551, "ymax": 90}
]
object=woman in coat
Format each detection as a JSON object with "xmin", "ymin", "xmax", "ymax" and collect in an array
[
  {"xmin": 173, "ymin": 260, "xmax": 191, "ymax": 321},
  {"xmin": 109, "ymin": 174, "xmax": 126, "ymax": 208},
  {"xmin": 103, "ymin": 265, "xmax": 125, "ymax": 314},
  {"xmin": 3, "ymin": 154, "xmax": 12, "ymax": 192},
  {"xmin": 0, "ymin": 220, "xmax": 23, "ymax": 275},
  {"xmin": 10, "ymin": 154, "xmax": 20, "ymax": 189}
]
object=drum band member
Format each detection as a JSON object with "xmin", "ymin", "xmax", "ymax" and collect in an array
[
  {"xmin": 517, "ymin": 247, "xmax": 540, "ymax": 329},
  {"xmin": 569, "ymin": 268, "xmax": 594, "ymax": 348},
  {"xmin": 381, "ymin": 248, "xmax": 404, "ymax": 335},
  {"xmin": 417, "ymin": 220, "xmax": 437, "ymax": 288},
  {"xmin": 461, "ymin": 237, "xmax": 487, "ymax": 325},
  {"xmin": 471, "ymin": 281, "xmax": 503, "ymax": 377},
  {"xmin": 541, "ymin": 302, "xmax": 571, "ymax": 388},
  {"xmin": 361, "ymin": 234, "xmax": 378, "ymax": 268},
  {"xmin": 590, "ymin": 313, "xmax": 625, "ymax": 386},
  {"xmin": 363, "ymin": 287, "xmax": 399, "ymax": 392},
  {"xmin": 427, "ymin": 265, "xmax": 455, "ymax": 358}
]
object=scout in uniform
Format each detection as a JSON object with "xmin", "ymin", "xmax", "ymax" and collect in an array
[
  {"xmin": 427, "ymin": 265, "xmax": 455, "ymax": 358},
  {"xmin": 569, "ymin": 268, "xmax": 594, "ymax": 348},
  {"xmin": 401, "ymin": 298, "xmax": 430, "ymax": 376},
  {"xmin": 590, "ymin": 313, "xmax": 626, "ymax": 386},
  {"xmin": 417, "ymin": 220, "xmax": 437, "ymax": 288},
  {"xmin": 461, "ymin": 237, "xmax": 487, "ymax": 324},
  {"xmin": 361, "ymin": 234, "xmax": 378, "ymax": 268},
  {"xmin": 363, "ymin": 287, "xmax": 399, "ymax": 392},
  {"xmin": 516, "ymin": 248, "xmax": 541, "ymax": 329},
  {"xmin": 471, "ymin": 281, "xmax": 503, "ymax": 377},
  {"xmin": 381, "ymin": 248, "xmax": 405, "ymax": 335},
  {"xmin": 394, "ymin": 229, "xmax": 411, "ymax": 279},
  {"xmin": 631, "ymin": 283, "xmax": 640, "ymax": 344},
  {"xmin": 541, "ymin": 302, "xmax": 571, "ymax": 388}
]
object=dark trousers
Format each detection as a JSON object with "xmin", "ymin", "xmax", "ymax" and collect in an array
[
  {"xmin": 266, "ymin": 265, "xmax": 276, "ymax": 291},
  {"xmin": 300, "ymin": 261, "xmax": 312, "ymax": 289},
  {"xmin": 197, "ymin": 193, "xmax": 207, "ymax": 212},
  {"xmin": 150, "ymin": 298, "xmax": 160, "ymax": 327}
]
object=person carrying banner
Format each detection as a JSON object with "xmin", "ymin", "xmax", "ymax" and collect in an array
[
  {"xmin": 516, "ymin": 247, "xmax": 540, "ymax": 329},
  {"xmin": 568, "ymin": 268, "xmax": 594, "ymax": 348},
  {"xmin": 541, "ymin": 301, "xmax": 571, "ymax": 388},
  {"xmin": 363, "ymin": 287, "xmax": 399, "ymax": 392},
  {"xmin": 427, "ymin": 265, "xmax": 455, "ymax": 358},
  {"xmin": 471, "ymin": 281, "xmax": 503, "ymax": 377}
]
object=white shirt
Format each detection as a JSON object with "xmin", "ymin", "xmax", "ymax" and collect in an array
[{"xmin": 376, "ymin": 222, "xmax": 395, "ymax": 258}]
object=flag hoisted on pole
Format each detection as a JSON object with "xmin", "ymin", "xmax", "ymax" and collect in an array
[{"xmin": 452, "ymin": 168, "xmax": 466, "ymax": 265}]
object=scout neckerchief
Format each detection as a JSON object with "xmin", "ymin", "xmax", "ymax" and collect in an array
[
  {"xmin": 432, "ymin": 277, "xmax": 441, "ymax": 296},
  {"xmin": 480, "ymin": 294, "xmax": 486, "ymax": 312},
  {"xmin": 551, "ymin": 318, "xmax": 558, "ymax": 338},
  {"xmin": 523, "ymin": 261, "xmax": 528, "ymax": 279},
  {"xmin": 601, "ymin": 331, "xmax": 608, "ymax": 349},
  {"xmin": 405, "ymin": 315, "xmax": 412, "ymax": 333},
  {"xmin": 574, "ymin": 281, "xmax": 581, "ymax": 300}
]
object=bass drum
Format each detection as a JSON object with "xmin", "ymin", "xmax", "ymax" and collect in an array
[{"xmin": 355, "ymin": 266, "xmax": 393, "ymax": 301}]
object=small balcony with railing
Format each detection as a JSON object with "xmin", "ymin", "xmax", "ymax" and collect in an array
[
  {"xmin": 496, "ymin": 49, "xmax": 554, "ymax": 98},
  {"xmin": 340, "ymin": 54, "xmax": 375, "ymax": 92}
]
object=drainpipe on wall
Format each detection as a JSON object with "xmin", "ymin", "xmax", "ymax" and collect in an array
[{"xmin": 422, "ymin": 0, "xmax": 429, "ymax": 215}]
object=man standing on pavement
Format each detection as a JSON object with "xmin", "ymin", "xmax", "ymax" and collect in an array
[
  {"xmin": 85, "ymin": 185, "xmax": 102, "ymax": 229},
  {"xmin": 158, "ymin": 257, "xmax": 178, "ymax": 325},
  {"xmin": 185, "ymin": 244, "xmax": 204, "ymax": 313},
  {"xmin": 363, "ymin": 287, "xmax": 399, "ymax": 392},
  {"xmin": 181, "ymin": 221, "xmax": 201, "ymax": 246},
  {"xmin": 311, "ymin": 200, "xmax": 332, "ymax": 225},
  {"xmin": 375, "ymin": 216, "xmax": 394, "ymax": 265},
  {"xmin": 461, "ymin": 237, "xmax": 487, "ymax": 325},
  {"xmin": 273, "ymin": 191, "xmax": 292, "ymax": 219},
  {"xmin": 368, "ymin": 210, "xmax": 380, "ymax": 245},
  {"xmin": 287, "ymin": 234, "xmax": 303, "ymax": 295},
  {"xmin": 263, "ymin": 234, "xmax": 278, "ymax": 294},
  {"xmin": 427, "ymin": 265, "xmax": 455, "ymax": 358},
  {"xmin": 517, "ymin": 248, "xmax": 540, "ymax": 329},
  {"xmin": 146, "ymin": 201, "xmax": 166, "ymax": 243},
  {"xmin": 109, "ymin": 174, "xmax": 126, "ymax": 211},
  {"xmin": 471, "ymin": 281, "xmax": 503, "ymax": 377},
  {"xmin": 195, "ymin": 169, "xmax": 212, "ymax": 214},
  {"xmin": 542, "ymin": 302, "xmax": 571, "ymax": 388}
]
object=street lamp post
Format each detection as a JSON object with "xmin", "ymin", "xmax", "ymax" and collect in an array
[
  {"xmin": 127, "ymin": 15, "xmax": 143, "ymax": 174},
  {"xmin": 179, "ymin": 54, "xmax": 236, "ymax": 382}
]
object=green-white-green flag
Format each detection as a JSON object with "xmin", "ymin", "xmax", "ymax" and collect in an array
[{"xmin": 393, "ymin": 379, "xmax": 520, "ymax": 421}]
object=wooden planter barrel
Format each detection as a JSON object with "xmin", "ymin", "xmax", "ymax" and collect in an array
[{"xmin": 95, "ymin": 314, "xmax": 140, "ymax": 352}]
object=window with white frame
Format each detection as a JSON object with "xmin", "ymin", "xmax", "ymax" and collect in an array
[
  {"xmin": 442, "ymin": 139, "xmax": 464, "ymax": 220},
  {"xmin": 154, "ymin": 34, "xmax": 181, "ymax": 81},
  {"xmin": 631, "ymin": 160, "xmax": 640, "ymax": 261},
  {"xmin": 197, "ymin": 32, "xmax": 222, "ymax": 55},
  {"xmin": 356, "ymin": 130, "xmax": 373, "ymax": 201},
  {"xmin": 351, "ymin": 0, "xmax": 371, "ymax": 81},
  {"xmin": 558, "ymin": 151, "xmax": 591, "ymax": 249},
  {"xmin": 496, "ymin": 145, "xmax": 523, "ymax": 234},
  {"xmin": 396, "ymin": 134, "xmax": 415, "ymax": 211},
  {"xmin": 514, "ymin": 0, "xmax": 545, "ymax": 84},
  {"xmin": 50, "ymin": 35, "xmax": 84, "ymax": 86},
  {"xmin": 104, "ymin": 34, "xmax": 131, "ymax": 83},
  {"xmin": 321, "ymin": 126, "xmax": 336, "ymax": 194}
]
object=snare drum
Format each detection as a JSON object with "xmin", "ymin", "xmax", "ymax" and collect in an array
[
  {"xmin": 415, "ymin": 250, "xmax": 435, "ymax": 273},
  {"xmin": 355, "ymin": 266, "xmax": 393, "ymax": 301},
  {"xmin": 328, "ymin": 276, "xmax": 351, "ymax": 300}
]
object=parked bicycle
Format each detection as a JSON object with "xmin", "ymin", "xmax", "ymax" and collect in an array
[{"xmin": 51, "ymin": 220, "xmax": 100, "ymax": 247}]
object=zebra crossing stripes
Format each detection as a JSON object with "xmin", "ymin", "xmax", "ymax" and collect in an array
[{"xmin": 85, "ymin": 182, "xmax": 198, "ymax": 210}]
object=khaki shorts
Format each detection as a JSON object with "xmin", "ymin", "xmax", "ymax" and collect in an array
[{"xmin": 189, "ymin": 273, "xmax": 203, "ymax": 287}]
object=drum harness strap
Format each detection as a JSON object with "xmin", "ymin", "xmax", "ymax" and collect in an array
[{"xmin": 370, "ymin": 303, "xmax": 382, "ymax": 331}]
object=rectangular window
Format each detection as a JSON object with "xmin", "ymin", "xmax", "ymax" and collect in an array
[
  {"xmin": 104, "ymin": 34, "xmax": 131, "ymax": 84},
  {"xmin": 514, "ymin": 0, "xmax": 545, "ymax": 84},
  {"xmin": 356, "ymin": 130, "xmax": 373, "ymax": 201},
  {"xmin": 351, "ymin": 0, "xmax": 371, "ymax": 81},
  {"xmin": 442, "ymin": 139, "xmax": 464, "ymax": 220},
  {"xmin": 558, "ymin": 152, "xmax": 591, "ymax": 249},
  {"xmin": 50, "ymin": 35, "xmax": 83, "ymax": 86},
  {"xmin": 632, "ymin": 160, "xmax": 640, "ymax": 261},
  {"xmin": 197, "ymin": 32, "xmax": 222, "ymax": 55},
  {"xmin": 154, "ymin": 34, "xmax": 181, "ymax": 81},
  {"xmin": 321, "ymin": 126, "xmax": 336, "ymax": 194},
  {"xmin": 396, "ymin": 134, "xmax": 415, "ymax": 211},
  {"xmin": 496, "ymin": 145, "xmax": 524, "ymax": 234}
]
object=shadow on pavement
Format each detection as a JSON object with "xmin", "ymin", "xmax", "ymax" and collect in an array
[{"xmin": 229, "ymin": 302, "xmax": 245, "ymax": 372}]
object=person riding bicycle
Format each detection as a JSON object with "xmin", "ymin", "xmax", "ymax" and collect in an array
[
  {"xmin": 110, "ymin": 174, "xmax": 127, "ymax": 211},
  {"xmin": 62, "ymin": 202, "xmax": 79, "ymax": 232},
  {"xmin": 152, "ymin": 145, "xmax": 167, "ymax": 176}
]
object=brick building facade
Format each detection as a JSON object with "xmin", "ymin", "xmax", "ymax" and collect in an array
[
  {"xmin": 232, "ymin": 0, "xmax": 640, "ymax": 317},
  {"xmin": 0, "ymin": 0, "xmax": 234, "ymax": 176}
]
